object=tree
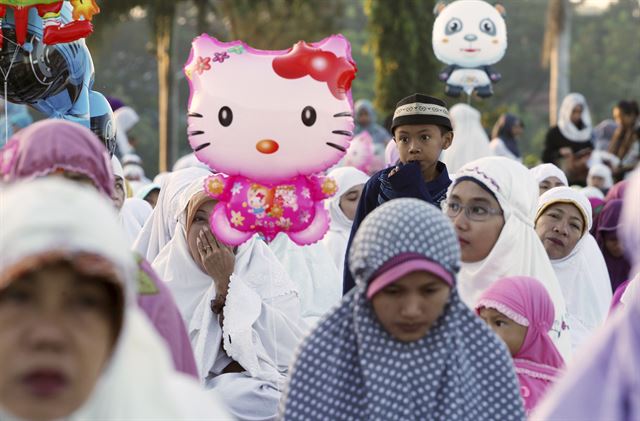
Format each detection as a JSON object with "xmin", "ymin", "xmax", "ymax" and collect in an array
[
  {"xmin": 94, "ymin": 0, "xmax": 348, "ymax": 172},
  {"xmin": 95, "ymin": 1, "xmax": 187, "ymax": 172},
  {"xmin": 542, "ymin": 0, "xmax": 572, "ymax": 126},
  {"xmin": 366, "ymin": 0, "xmax": 440, "ymax": 119}
]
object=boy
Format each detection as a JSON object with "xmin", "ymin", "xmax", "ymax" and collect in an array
[{"xmin": 343, "ymin": 93, "xmax": 454, "ymax": 293}]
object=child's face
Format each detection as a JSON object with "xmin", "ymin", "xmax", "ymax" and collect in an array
[
  {"xmin": 478, "ymin": 307, "xmax": 528, "ymax": 356},
  {"xmin": 588, "ymin": 175, "xmax": 605, "ymax": 190},
  {"xmin": 394, "ymin": 124, "xmax": 453, "ymax": 172},
  {"xmin": 371, "ymin": 271, "xmax": 451, "ymax": 343}
]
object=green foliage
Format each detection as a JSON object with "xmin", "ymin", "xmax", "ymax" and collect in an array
[
  {"xmin": 366, "ymin": 0, "xmax": 440, "ymax": 119},
  {"xmin": 571, "ymin": 0, "xmax": 640, "ymax": 122},
  {"xmin": 86, "ymin": 0, "xmax": 640, "ymax": 176}
]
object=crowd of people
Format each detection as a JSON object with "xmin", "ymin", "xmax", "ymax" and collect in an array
[{"xmin": 0, "ymin": 88, "xmax": 638, "ymax": 421}]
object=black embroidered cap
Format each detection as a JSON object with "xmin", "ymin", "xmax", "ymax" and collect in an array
[{"xmin": 390, "ymin": 93, "xmax": 453, "ymax": 134}]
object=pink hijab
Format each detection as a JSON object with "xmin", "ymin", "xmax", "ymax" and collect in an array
[
  {"xmin": 0, "ymin": 120, "xmax": 114, "ymax": 196},
  {"xmin": 476, "ymin": 276, "xmax": 565, "ymax": 414}
]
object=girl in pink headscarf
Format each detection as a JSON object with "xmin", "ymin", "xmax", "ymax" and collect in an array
[{"xmin": 475, "ymin": 276, "xmax": 565, "ymax": 414}]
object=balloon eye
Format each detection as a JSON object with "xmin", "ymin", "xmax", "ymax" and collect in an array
[
  {"xmin": 445, "ymin": 18, "xmax": 463, "ymax": 35},
  {"xmin": 479, "ymin": 18, "xmax": 496, "ymax": 36},
  {"xmin": 218, "ymin": 106, "xmax": 233, "ymax": 127},
  {"xmin": 301, "ymin": 106, "xmax": 317, "ymax": 127}
]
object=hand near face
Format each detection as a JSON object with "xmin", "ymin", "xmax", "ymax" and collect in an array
[{"xmin": 197, "ymin": 228, "xmax": 235, "ymax": 314}]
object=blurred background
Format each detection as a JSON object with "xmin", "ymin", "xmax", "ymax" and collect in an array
[{"xmin": 80, "ymin": 0, "xmax": 640, "ymax": 175}]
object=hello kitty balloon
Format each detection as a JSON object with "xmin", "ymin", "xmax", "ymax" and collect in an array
[
  {"xmin": 185, "ymin": 34, "xmax": 357, "ymax": 246},
  {"xmin": 432, "ymin": 0, "xmax": 507, "ymax": 98}
]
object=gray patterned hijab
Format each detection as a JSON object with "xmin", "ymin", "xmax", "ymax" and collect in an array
[{"xmin": 281, "ymin": 198, "xmax": 525, "ymax": 420}]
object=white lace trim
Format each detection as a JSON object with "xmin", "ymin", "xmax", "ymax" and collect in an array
[
  {"xmin": 514, "ymin": 360, "xmax": 559, "ymax": 382},
  {"xmin": 476, "ymin": 299, "xmax": 530, "ymax": 326}
]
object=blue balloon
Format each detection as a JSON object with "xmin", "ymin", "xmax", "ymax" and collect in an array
[{"xmin": 0, "ymin": 4, "xmax": 115, "ymax": 154}]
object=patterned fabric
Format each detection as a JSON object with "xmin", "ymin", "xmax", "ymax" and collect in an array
[{"xmin": 281, "ymin": 198, "xmax": 525, "ymax": 420}]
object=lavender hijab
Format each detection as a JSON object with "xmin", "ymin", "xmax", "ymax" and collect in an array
[
  {"xmin": 533, "ymin": 169, "xmax": 640, "ymax": 420},
  {"xmin": 595, "ymin": 200, "xmax": 631, "ymax": 292},
  {"xmin": 0, "ymin": 119, "xmax": 114, "ymax": 196},
  {"xmin": 281, "ymin": 199, "xmax": 524, "ymax": 420}
]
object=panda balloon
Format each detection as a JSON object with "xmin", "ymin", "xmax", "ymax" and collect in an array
[{"xmin": 432, "ymin": 0, "xmax": 507, "ymax": 98}]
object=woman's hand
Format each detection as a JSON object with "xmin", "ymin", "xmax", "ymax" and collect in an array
[{"xmin": 197, "ymin": 228, "xmax": 235, "ymax": 313}]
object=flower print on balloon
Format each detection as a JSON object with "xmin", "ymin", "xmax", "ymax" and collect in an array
[{"xmin": 185, "ymin": 34, "xmax": 357, "ymax": 246}]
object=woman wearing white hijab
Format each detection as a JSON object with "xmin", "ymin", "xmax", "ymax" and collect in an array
[
  {"xmin": 443, "ymin": 156, "xmax": 572, "ymax": 359},
  {"xmin": 441, "ymin": 103, "xmax": 494, "ymax": 175},
  {"xmin": 542, "ymin": 93, "xmax": 594, "ymax": 185},
  {"xmin": 587, "ymin": 163, "xmax": 614, "ymax": 193},
  {"xmin": 530, "ymin": 163, "xmax": 568, "ymax": 196},
  {"xmin": 322, "ymin": 166, "xmax": 369, "ymax": 272},
  {"xmin": 269, "ymin": 234, "xmax": 342, "ymax": 326},
  {"xmin": 133, "ymin": 167, "xmax": 211, "ymax": 261},
  {"xmin": 118, "ymin": 198, "xmax": 153, "ymax": 247},
  {"xmin": 152, "ymin": 178, "xmax": 307, "ymax": 420},
  {"xmin": 110, "ymin": 155, "xmax": 126, "ymax": 210},
  {"xmin": 0, "ymin": 178, "xmax": 230, "ymax": 420},
  {"xmin": 535, "ymin": 187, "xmax": 612, "ymax": 349},
  {"xmin": 114, "ymin": 106, "xmax": 138, "ymax": 156}
]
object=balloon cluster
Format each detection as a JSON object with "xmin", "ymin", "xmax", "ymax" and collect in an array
[{"xmin": 0, "ymin": 1, "xmax": 115, "ymax": 154}]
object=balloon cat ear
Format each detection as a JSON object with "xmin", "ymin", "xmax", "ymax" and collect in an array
[
  {"xmin": 494, "ymin": 3, "xmax": 507, "ymax": 18},
  {"xmin": 433, "ymin": 1, "xmax": 448, "ymax": 16}
]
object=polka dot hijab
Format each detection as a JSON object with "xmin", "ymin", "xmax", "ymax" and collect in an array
[{"xmin": 280, "ymin": 199, "xmax": 525, "ymax": 420}]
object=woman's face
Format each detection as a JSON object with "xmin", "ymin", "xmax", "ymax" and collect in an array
[
  {"xmin": 112, "ymin": 176, "xmax": 126, "ymax": 210},
  {"xmin": 570, "ymin": 105, "xmax": 583, "ymax": 125},
  {"xmin": 478, "ymin": 307, "xmax": 528, "ymax": 356},
  {"xmin": 538, "ymin": 176, "xmax": 565, "ymax": 196},
  {"xmin": 339, "ymin": 184, "xmax": 364, "ymax": 221},
  {"xmin": 144, "ymin": 189, "xmax": 160, "ymax": 209},
  {"xmin": 371, "ymin": 271, "xmax": 451, "ymax": 343},
  {"xmin": 186, "ymin": 200, "xmax": 216, "ymax": 271},
  {"xmin": 356, "ymin": 108, "xmax": 371, "ymax": 127},
  {"xmin": 512, "ymin": 121, "xmax": 524, "ymax": 137},
  {"xmin": 447, "ymin": 181, "xmax": 505, "ymax": 263},
  {"xmin": 0, "ymin": 262, "xmax": 118, "ymax": 421},
  {"xmin": 603, "ymin": 231, "xmax": 625, "ymax": 258},
  {"xmin": 613, "ymin": 106, "xmax": 637, "ymax": 128},
  {"xmin": 535, "ymin": 202, "xmax": 585, "ymax": 260}
]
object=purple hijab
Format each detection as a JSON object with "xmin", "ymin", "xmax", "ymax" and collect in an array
[
  {"xmin": 0, "ymin": 119, "xmax": 198, "ymax": 377},
  {"xmin": 605, "ymin": 179, "xmax": 627, "ymax": 202},
  {"xmin": 0, "ymin": 120, "xmax": 114, "ymax": 196},
  {"xmin": 595, "ymin": 200, "xmax": 631, "ymax": 292},
  {"xmin": 533, "ymin": 169, "xmax": 640, "ymax": 421}
]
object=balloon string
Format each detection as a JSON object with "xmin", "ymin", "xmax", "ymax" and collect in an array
[
  {"xmin": 0, "ymin": 35, "xmax": 23, "ymax": 145},
  {"xmin": 269, "ymin": 249, "xmax": 280, "ymax": 393},
  {"xmin": 3, "ymin": 80, "xmax": 8, "ymax": 144}
]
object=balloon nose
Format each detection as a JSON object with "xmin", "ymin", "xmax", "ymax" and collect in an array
[
  {"xmin": 464, "ymin": 34, "xmax": 477, "ymax": 42},
  {"xmin": 256, "ymin": 139, "xmax": 279, "ymax": 154}
]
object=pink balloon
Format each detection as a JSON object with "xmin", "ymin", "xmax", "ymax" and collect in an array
[
  {"xmin": 185, "ymin": 35, "xmax": 357, "ymax": 245},
  {"xmin": 343, "ymin": 131, "xmax": 384, "ymax": 175}
]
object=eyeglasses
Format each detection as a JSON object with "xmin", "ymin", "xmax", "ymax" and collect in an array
[{"xmin": 441, "ymin": 201, "xmax": 503, "ymax": 222}]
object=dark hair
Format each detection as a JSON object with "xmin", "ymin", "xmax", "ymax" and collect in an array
[
  {"xmin": 393, "ymin": 124, "xmax": 451, "ymax": 138},
  {"xmin": 615, "ymin": 100, "xmax": 639, "ymax": 116}
]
